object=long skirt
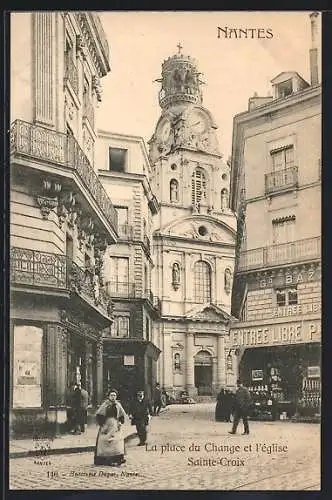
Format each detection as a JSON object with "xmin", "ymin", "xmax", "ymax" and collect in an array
[{"xmin": 94, "ymin": 417, "xmax": 125, "ymax": 466}]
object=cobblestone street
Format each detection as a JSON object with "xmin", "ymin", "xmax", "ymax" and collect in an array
[{"xmin": 9, "ymin": 403, "xmax": 321, "ymax": 490}]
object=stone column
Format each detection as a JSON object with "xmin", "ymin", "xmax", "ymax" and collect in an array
[
  {"xmin": 186, "ymin": 332, "xmax": 195, "ymax": 395},
  {"xmin": 163, "ymin": 333, "xmax": 173, "ymax": 391},
  {"xmin": 217, "ymin": 334, "xmax": 226, "ymax": 388},
  {"xmin": 96, "ymin": 339, "xmax": 103, "ymax": 405},
  {"xmin": 212, "ymin": 357, "xmax": 218, "ymax": 394}
]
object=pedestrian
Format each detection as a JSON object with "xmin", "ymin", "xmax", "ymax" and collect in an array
[
  {"xmin": 215, "ymin": 388, "xmax": 232, "ymax": 422},
  {"xmin": 66, "ymin": 383, "xmax": 82, "ymax": 434},
  {"xmin": 153, "ymin": 383, "xmax": 162, "ymax": 416},
  {"xmin": 79, "ymin": 384, "xmax": 89, "ymax": 433},
  {"xmin": 229, "ymin": 380, "xmax": 251, "ymax": 435},
  {"xmin": 94, "ymin": 388, "xmax": 127, "ymax": 466},
  {"xmin": 129, "ymin": 390, "xmax": 153, "ymax": 446}
]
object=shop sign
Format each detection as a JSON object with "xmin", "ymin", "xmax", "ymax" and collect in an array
[
  {"xmin": 230, "ymin": 320, "xmax": 320, "ymax": 348},
  {"xmin": 248, "ymin": 266, "xmax": 321, "ymax": 291},
  {"xmin": 13, "ymin": 325, "xmax": 43, "ymax": 408},
  {"xmin": 272, "ymin": 301, "xmax": 321, "ymax": 318},
  {"xmin": 251, "ymin": 369, "xmax": 264, "ymax": 381},
  {"xmin": 124, "ymin": 355, "xmax": 135, "ymax": 366},
  {"xmin": 307, "ymin": 366, "xmax": 320, "ymax": 378}
]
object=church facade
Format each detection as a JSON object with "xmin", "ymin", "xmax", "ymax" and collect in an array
[{"xmin": 149, "ymin": 48, "xmax": 237, "ymax": 397}]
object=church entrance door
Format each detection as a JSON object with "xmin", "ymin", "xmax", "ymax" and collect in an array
[{"xmin": 194, "ymin": 350, "xmax": 213, "ymax": 395}]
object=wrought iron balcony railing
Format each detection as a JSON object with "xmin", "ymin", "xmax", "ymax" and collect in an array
[
  {"xmin": 265, "ymin": 166, "xmax": 298, "ymax": 195},
  {"xmin": 117, "ymin": 224, "xmax": 134, "ymax": 240},
  {"xmin": 10, "ymin": 247, "xmax": 113, "ymax": 317},
  {"xmin": 10, "ymin": 120, "xmax": 118, "ymax": 234},
  {"xmin": 106, "ymin": 281, "xmax": 136, "ymax": 298},
  {"xmin": 65, "ymin": 56, "xmax": 79, "ymax": 96},
  {"xmin": 83, "ymin": 95, "xmax": 95, "ymax": 129},
  {"xmin": 106, "ymin": 281, "xmax": 160, "ymax": 310},
  {"xmin": 238, "ymin": 236, "xmax": 321, "ymax": 272}
]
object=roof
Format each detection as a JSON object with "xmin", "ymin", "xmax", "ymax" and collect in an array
[{"xmin": 271, "ymin": 71, "xmax": 309, "ymax": 86}]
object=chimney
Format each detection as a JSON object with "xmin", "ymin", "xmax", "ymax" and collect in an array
[{"xmin": 309, "ymin": 12, "xmax": 320, "ymax": 86}]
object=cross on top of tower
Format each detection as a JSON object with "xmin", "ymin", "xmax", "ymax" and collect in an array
[{"xmin": 177, "ymin": 42, "xmax": 183, "ymax": 54}]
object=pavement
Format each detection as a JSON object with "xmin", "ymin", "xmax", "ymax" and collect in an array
[{"xmin": 9, "ymin": 403, "xmax": 321, "ymax": 491}]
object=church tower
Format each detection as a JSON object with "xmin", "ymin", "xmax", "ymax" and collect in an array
[{"xmin": 150, "ymin": 46, "xmax": 237, "ymax": 397}]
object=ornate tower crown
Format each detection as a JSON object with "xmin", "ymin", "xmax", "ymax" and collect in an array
[{"xmin": 156, "ymin": 43, "xmax": 204, "ymax": 109}]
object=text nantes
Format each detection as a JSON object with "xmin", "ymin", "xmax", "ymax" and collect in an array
[{"xmin": 217, "ymin": 27, "xmax": 274, "ymax": 39}]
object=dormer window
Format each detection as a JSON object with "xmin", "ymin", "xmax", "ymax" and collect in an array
[{"xmin": 276, "ymin": 79, "xmax": 293, "ymax": 98}]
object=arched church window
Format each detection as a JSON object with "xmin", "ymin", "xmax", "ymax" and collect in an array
[
  {"xmin": 170, "ymin": 179, "xmax": 179, "ymax": 203},
  {"xmin": 191, "ymin": 168, "xmax": 207, "ymax": 209},
  {"xmin": 221, "ymin": 188, "xmax": 229, "ymax": 210},
  {"xmin": 194, "ymin": 260, "xmax": 211, "ymax": 303}
]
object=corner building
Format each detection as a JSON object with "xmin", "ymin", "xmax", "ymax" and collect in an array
[
  {"xmin": 10, "ymin": 12, "xmax": 117, "ymax": 436},
  {"xmin": 149, "ymin": 49, "xmax": 237, "ymax": 398},
  {"xmin": 96, "ymin": 131, "xmax": 160, "ymax": 404},
  {"xmin": 229, "ymin": 13, "xmax": 321, "ymax": 419}
]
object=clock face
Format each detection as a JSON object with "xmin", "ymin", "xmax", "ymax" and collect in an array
[
  {"xmin": 187, "ymin": 111, "xmax": 207, "ymax": 135},
  {"xmin": 160, "ymin": 121, "xmax": 171, "ymax": 142}
]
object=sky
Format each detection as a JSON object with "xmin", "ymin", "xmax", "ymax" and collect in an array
[{"xmin": 96, "ymin": 11, "xmax": 321, "ymax": 158}]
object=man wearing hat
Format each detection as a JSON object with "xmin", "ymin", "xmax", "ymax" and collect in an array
[
  {"xmin": 129, "ymin": 390, "xmax": 153, "ymax": 446},
  {"xmin": 229, "ymin": 380, "xmax": 251, "ymax": 435}
]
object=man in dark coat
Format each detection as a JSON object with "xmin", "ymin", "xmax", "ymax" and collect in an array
[
  {"xmin": 229, "ymin": 380, "xmax": 251, "ymax": 435},
  {"xmin": 67, "ymin": 383, "xmax": 82, "ymax": 434},
  {"xmin": 129, "ymin": 390, "xmax": 153, "ymax": 446},
  {"xmin": 78, "ymin": 384, "xmax": 89, "ymax": 433},
  {"xmin": 153, "ymin": 383, "xmax": 163, "ymax": 416}
]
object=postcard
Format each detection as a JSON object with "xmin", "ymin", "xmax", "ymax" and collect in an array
[{"xmin": 9, "ymin": 10, "xmax": 321, "ymax": 491}]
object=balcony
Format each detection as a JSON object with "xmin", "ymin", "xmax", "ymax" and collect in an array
[
  {"xmin": 265, "ymin": 166, "xmax": 298, "ymax": 195},
  {"xmin": 65, "ymin": 56, "xmax": 79, "ymax": 96},
  {"xmin": 117, "ymin": 224, "xmax": 134, "ymax": 240},
  {"xmin": 10, "ymin": 120, "xmax": 118, "ymax": 235},
  {"xmin": 238, "ymin": 236, "xmax": 321, "ymax": 272},
  {"xmin": 10, "ymin": 247, "xmax": 113, "ymax": 318},
  {"xmin": 106, "ymin": 281, "xmax": 160, "ymax": 311}
]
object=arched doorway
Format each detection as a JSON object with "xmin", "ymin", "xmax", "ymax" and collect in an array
[{"xmin": 194, "ymin": 350, "xmax": 213, "ymax": 395}]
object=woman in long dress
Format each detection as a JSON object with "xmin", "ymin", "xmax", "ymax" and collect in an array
[{"xmin": 94, "ymin": 389, "xmax": 127, "ymax": 466}]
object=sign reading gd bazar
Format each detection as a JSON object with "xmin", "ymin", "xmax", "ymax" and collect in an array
[{"xmin": 230, "ymin": 320, "xmax": 321, "ymax": 348}]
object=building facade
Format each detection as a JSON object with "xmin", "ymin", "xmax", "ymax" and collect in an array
[
  {"xmin": 10, "ymin": 12, "xmax": 117, "ymax": 435},
  {"xmin": 229, "ymin": 13, "xmax": 321, "ymax": 418},
  {"xmin": 96, "ymin": 131, "xmax": 160, "ymax": 404},
  {"xmin": 148, "ymin": 48, "xmax": 237, "ymax": 398}
]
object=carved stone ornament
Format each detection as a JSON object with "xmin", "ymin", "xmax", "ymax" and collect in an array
[
  {"xmin": 172, "ymin": 262, "xmax": 181, "ymax": 290},
  {"xmin": 76, "ymin": 34, "xmax": 85, "ymax": 54},
  {"xmin": 92, "ymin": 75, "xmax": 102, "ymax": 102},
  {"xmin": 37, "ymin": 195, "xmax": 58, "ymax": 219},
  {"xmin": 224, "ymin": 268, "xmax": 232, "ymax": 294},
  {"xmin": 57, "ymin": 204, "xmax": 68, "ymax": 229}
]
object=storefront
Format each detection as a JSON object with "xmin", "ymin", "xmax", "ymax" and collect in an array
[
  {"xmin": 103, "ymin": 339, "xmax": 161, "ymax": 410},
  {"xmin": 230, "ymin": 318, "xmax": 321, "ymax": 420}
]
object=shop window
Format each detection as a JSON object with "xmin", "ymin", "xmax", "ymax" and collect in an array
[
  {"xmin": 276, "ymin": 287, "xmax": 298, "ymax": 307},
  {"xmin": 111, "ymin": 316, "xmax": 130, "ymax": 338},
  {"xmin": 109, "ymin": 147, "xmax": 127, "ymax": 172},
  {"xmin": 13, "ymin": 325, "xmax": 43, "ymax": 408}
]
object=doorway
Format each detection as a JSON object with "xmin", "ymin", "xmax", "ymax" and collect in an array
[{"xmin": 194, "ymin": 350, "xmax": 213, "ymax": 395}]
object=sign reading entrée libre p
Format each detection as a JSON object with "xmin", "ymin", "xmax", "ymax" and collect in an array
[{"xmin": 230, "ymin": 320, "xmax": 321, "ymax": 348}]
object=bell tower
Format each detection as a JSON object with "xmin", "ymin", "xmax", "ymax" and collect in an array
[
  {"xmin": 150, "ymin": 47, "xmax": 237, "ymax": 399},
  {"xmin": 157, "ymin": 43, "xmax": 203, "ymax": 109}
]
